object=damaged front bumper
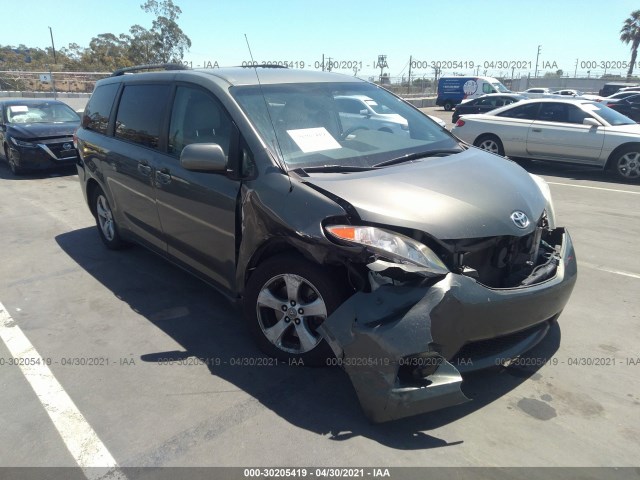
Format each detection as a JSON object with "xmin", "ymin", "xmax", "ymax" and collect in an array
[{"xmin": 318, "ymin": 228, "xmax": 577, "ymax": 423}]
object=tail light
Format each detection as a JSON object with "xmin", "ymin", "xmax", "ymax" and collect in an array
[{"xmin": 455, "ymin": 119, "xmax": 465, "ymax": 127}]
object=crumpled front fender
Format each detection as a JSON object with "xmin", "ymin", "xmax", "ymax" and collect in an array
[{"xmin": 318, "ymin": 277, "xmax": 470, "ymax": 423}]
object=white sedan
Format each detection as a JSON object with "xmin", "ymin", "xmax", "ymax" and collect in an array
[{"xmin": 451, "ymin": 98, "xmax": 640, "ymax": 181}]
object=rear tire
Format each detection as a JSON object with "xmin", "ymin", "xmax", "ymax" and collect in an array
[
  {"xmin": 92, "ymin": 187, "xmax": 126, "ymax": 249},
  {"xmin": 244, "ymin": 254, "xmax": 346, "ymax": 366},
  {"xmin": 474, "ymin": 134, "xmax": 505, "ymax": 156},
  {"xmin": 608, "ymin": 145, "xmax": 640, "ymax": 182},
  {"xmin": 443, "ymin": 101, "xmax": 454, "ymax": 111}
]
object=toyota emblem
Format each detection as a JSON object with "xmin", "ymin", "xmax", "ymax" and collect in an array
[{"xmin": 510, "ymin": 211, "xmax": 530, "ymax": 229}]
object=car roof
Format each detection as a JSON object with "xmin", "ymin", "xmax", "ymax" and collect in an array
[
  {"xmin": 103, "ymin": 67, "xmax": 365, "ymax": 87},
  {"xmin": 484, "ymin": 97, "xmax": 599, "ymax": 116},
  {"xmin": 0, "ymin": 98, "xmax": 69, "ymax": 106}
]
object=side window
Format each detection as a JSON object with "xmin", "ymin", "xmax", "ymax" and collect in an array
[
  {"xmin": 83, "ymin": 83, "xmax": 119, "ymax": 134},
  {"xmin": 477, "ymin": 98, "xmax": 493, "ymax": 106},
  {"xmin": 168, "ymin": 86, "xmax": 232, "ymax": 156},
  {"xmin": 538, "ymin": 103, "xmax": 568, "ymax": 123},
  {"xmin": 336, "ymin": 98, "xmax": 364, "ymax": 114},
  {"xmin": 566, "ymin": 105, "xmax": 590, "ymax": 124},
  {"xmin": 482, "ymin": 83, "xmax": 494, "ymax": 94},
  {"xmin": 114, "ymin": 84, "xmax": 171, "ymax": 149},
  {"xmin": 497, "ymin": 103, "xmax": 539, "ymax": 120}
]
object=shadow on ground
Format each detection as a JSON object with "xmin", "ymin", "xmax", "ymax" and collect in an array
[{"xmin": 56, "ymin": 226, "xmax": 560, "ymax": 451}]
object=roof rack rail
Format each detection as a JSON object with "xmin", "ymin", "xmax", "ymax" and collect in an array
[
  {"xmin": 237, "ymin": 64, "xmax": 288, "ymax": 69},
  {"xmin": 111, "ymin": 63, "xmax": 186, "ymax": 77}
]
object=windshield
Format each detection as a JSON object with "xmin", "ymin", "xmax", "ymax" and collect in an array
[
  {"xmin": 5, "ymin": 103, "xmax": 79, "ymax": 124},
  {"xmin": 232, "ymin": 82, "xmax": 458, "ymax": 170},
  {"xmin": 584, "ymin": 102, "xmax": 636, "ymax": 126},
  {"xmin": 491, "ymin": 82, "xmax": 511, "ymax": 93}
]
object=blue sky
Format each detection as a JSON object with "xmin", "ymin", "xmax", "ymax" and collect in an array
[{"xmin": 4, "ymin": 0, "xmax": 640, "ymax": 78}]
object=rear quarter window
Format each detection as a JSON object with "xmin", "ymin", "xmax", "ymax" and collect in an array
[
  {"xmin": 114, "ymin": 84, "xmax": 172, "ymax": 149},
  {"xmin": 83, "ymin": 83, "xmax": 119, "ymax": 134}
]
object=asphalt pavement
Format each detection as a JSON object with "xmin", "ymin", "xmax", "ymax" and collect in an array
[{"xmin": 0, "ymin": 115, "xmax": 639, "ymax": 476}]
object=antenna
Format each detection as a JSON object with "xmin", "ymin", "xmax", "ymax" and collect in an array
[{"xmin": 244, "ymin": 34, "xmax": 293, "ymax": 192}]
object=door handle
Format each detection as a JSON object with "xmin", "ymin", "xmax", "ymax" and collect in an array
[
  {"xmin": 155, "ymin": 169, "xmax": 172, "ymax": 185},
  {"xmin": 137, "ymin": 162, "xmax": 152, "ymax": 176},
  {"xmin": 531, "ymin": 128, "xmax": 542, "ymax": 133}
]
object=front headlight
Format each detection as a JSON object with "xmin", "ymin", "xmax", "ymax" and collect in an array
[
  {"xmin": 325, "ymin": 225, "xmax": 449, "ymax": 274},
  {"xmin": 10, "ymin": 137, "xmax": 37, "ymax": 148},
  {"xmin": 530, "ymin": 174, "xmax": 556, "ymax": 229}
]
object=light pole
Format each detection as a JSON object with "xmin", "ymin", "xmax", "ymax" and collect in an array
[{"xmin": 534, "ymin": 45, "xmax": 541, "ymax": 78}]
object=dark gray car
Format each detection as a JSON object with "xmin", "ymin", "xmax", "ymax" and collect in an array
[{"xmin": 75, "ymin": 66, "xmax": 577, "ymax": 422}]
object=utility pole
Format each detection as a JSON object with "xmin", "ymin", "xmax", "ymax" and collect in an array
[
  {"xmin": 326, "ymin": 57, "xmax": 333, "ymax": 72},
  {"xmin": 574, "ymin": 58, "xmax": 578, "ymax": 77},
  {"xmin": 534, "ymin": 45, "xmax": 541, "ymax": 78},
  {"xmin": 407, "ymin": 55, "xmax": 412, "ymax": 94},
  {"xmin": 48, "ymin": 26, "xmax": 57, "ymax": 64},
  {"xmin": 322, "ymin": 54, "xmax": 325, "ymax": 71}
]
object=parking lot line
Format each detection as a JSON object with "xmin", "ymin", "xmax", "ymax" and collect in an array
[
  {"xmin": 579, "ymin": 262, "xmax": 640, "ymax": 280},
  {"xmin": 0, "ymin": 301, "xmax": 127, "ymax": 480},
  {"xmin": 547, "ymin": 181, "xmax": 640, "ymax": 195}
]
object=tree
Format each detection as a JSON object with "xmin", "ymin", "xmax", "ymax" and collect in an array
[
  {"xmin": 620, "ymin": 10, "xmax": 640, "ymax": 77},
  {"xmin": 141, "ymin": 0, "xmax": 191, "ymax": 63}
]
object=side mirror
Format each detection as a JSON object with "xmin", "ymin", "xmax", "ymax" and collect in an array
[
  {"xmin": 180, "ymin": 143, "xmax": 227, "ymax": 172},
  {"xmin": 359, "ymin": 109, "xmax": 371, "ymax": 118},
  {"xmin": 583, "ymin": 118, "xmax": 601, "ymax": 127}
]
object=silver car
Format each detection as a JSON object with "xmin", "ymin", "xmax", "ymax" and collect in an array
[{"xmin": 451, "ymin": 98, "xmax": 640, "ymax": 181}]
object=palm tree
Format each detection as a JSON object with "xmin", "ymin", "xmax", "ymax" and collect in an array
[{"xmin": 621, "ymin": 10, "xmax": 640, "ymax": 78}]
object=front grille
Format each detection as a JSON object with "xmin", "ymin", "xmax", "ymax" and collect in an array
[{"xmin": 39, "ymin": 137, "xmax": 77, "ymax": 160}]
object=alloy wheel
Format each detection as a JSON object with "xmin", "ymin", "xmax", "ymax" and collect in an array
[{"xmin": 256, "ymin": 273, "xmax": 327, "ymax": 354}]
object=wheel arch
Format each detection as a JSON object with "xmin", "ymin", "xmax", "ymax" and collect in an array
[
  {"xmin": 605, "ymin": 142, "xmax": 640, "ymax": 170},
  {"xmin": 85, "ymin": 178, "xmax": 101, "ymax": 217},
  {"xmin": 240, "ymin": 238, "xmax": 350, "ymax": 297}
]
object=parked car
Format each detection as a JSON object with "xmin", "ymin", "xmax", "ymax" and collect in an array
[
  {"xmin": 451, "ymin": 98, "xmax": 640, "ymax": 181},
  {"xmin": 552, "ymin": 89, "xmax": 582, "ymax": 96},
  {"xmin": 334, "ymin": 94, "xmax": 446, "ymax": 132},
  {"xmin": 452, "ymin": 93, "xmax": 525, "ymax": 123},
  {"xmin": 437, "ymin": 76, "xmax": 511, "ymax": 111},
  {"xmin": 599, "ymin": 82, "xmax": 639, "ymax": 97},
  {"xmin": 76, "ymin": 65, "xmax": 577, "ymax": 422},
  {"xmin": 603, "ymin": 93, "xmax": 640, "ymax": 122},
  {"xmin": 602, "ymin": 90, "xmax": 640, "ymax": 101},
  {"xmin": 521, "ymin": 87, "xmax": 553, "ymax": 97},
  {"xmin": 617, "ymin": 86, "xmax": 640, "ymax": 93},
  {"xmin": 0, "ymin": 98, "xmax": 80, "ymax": 175}
]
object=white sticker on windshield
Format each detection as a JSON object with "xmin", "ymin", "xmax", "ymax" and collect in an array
[
  {"xmin": 9, "ymin": 106, "xmax": 29, "ymax": 113},
  {"xmin": 286, "ymin": 127, "xmax": 342, "ymax": 153}
]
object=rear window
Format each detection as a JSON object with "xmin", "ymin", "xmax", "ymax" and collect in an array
[{"xmin": 83, "ymin": 83, "xmax": 119, "ymax": 134}]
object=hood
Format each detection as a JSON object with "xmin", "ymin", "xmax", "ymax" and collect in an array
[
  {"xmin": 304, "ymin": 148, "xmax": 547, "ymax": 240},
  {"xmin": 8, "ymin": 122, "xmax": 79, "ymax": 139}
]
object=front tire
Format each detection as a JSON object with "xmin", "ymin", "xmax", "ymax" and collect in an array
[
  {"xmin": 474, "ymin": 134, "xmax": 505, "ymax": 156},
  {"xmin": 5, "ymin": 146, "xmax": 23, "ymax": 175},
  {"xmin": 92, "ymin": 187, "xmax": 126, "ymax": 249},
  {"xmin": 609, "ymin": 146, "xmax": 640, "ymax": 182},
  {"xmin": 244, "ymin": 254, "xmax": 345, "ymax": 366}
]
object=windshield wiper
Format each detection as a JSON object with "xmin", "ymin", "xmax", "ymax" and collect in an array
[
  {"xmin": 294, "ymin": 165, "xmax": 375, "ymax": 174},
  {"xmin": 374, "ymin": 148, "xmax": 464, "ymax": 168}
]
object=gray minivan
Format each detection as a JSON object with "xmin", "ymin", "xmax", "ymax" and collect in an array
[{"xmin": 75, "ymin": 65, "xmax": 577, "ymax": 422}]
